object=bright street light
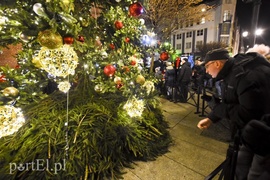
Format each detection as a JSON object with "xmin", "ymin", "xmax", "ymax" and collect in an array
[
  {"xmin": 255, "ymin": 28, "xmax": 263, "ymax": 36},
  {"xmin": 242, "ymin": 31, "xmax": 249, "ymax": 37}
]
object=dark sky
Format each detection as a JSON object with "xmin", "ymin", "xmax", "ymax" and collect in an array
[{"xmin": 236, "ymin": 0, "xmax": 270, "ymax": 45}]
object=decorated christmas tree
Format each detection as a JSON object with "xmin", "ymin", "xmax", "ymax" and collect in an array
[{"xmin": 0, "ymin": 0, "xmax": 172, "ymax": 179}]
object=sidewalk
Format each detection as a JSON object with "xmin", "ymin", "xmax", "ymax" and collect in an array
[{"xmin": 122, "ymin": 97, "xmax": 230, "ymax": 180}]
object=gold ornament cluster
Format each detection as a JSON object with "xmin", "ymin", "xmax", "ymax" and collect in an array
[{"xmin": 32, "ymin": 44, "xmax": 78, "ymax": 77}]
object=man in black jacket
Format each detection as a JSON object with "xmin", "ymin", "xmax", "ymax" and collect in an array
[
  {"xmin": 176, "ymin": 58, "xmax": 192, "ymax": 102},
  {"xmin": 197, "ymin": 48, "xmax": 270, "ymax": 180}
]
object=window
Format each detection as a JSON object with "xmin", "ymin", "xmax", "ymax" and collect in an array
[
  {"xmin": 221, "ymin": 23, "xmax": 230, "ymax": 34},
  {"xmin": 186, "ymin": 42, "xmax": 191, "ymax": 49},
  {"xmin": 197, "ymin": 29, "xmax": 203, "ymax": 36},
  {"xmin": 196, "ymin": 41, "xmax": 203, "ymax": 48},
  {"xmin": 186, "ymin": 32, "xmax": 192, "ymax": 38},
  {"xmin": 195, "ymin": 41, "xmax": 203, "ymax": 51},
  {"xmin": 176, "ymin": 43, "xmax": 181, "ymax": 49},
  {"xmin": 176, "ymin": 34, "xmax": 182, "ymax": 39},
  {"xmin": 220, "ymin": 37, "xmax": 229, "ymax": 45},
  {"xmin": 223, "ymin": 10, "xmax": 231, "ymax": 22}
]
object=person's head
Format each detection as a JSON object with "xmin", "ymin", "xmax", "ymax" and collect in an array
[
  {"xmin": 181, "ymin": 58, "xmax": 188, "ymax": 64},
  {"xmin": 203, "ymin": 48, "xmax": 230, "ymax": 78},
  {"xmin": 195, "ymin": 57, "xmax": 203, "ymax": 65}
]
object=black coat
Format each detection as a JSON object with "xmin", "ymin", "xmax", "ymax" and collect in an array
[
  {"xmin": 208, "ymin": 53, "xmax": 270, "ymax": 129},
  {"xmin": 165, "ymin": 67, "xmax": 176, "ymax": 87},
  {"xmin": 177, "ymin": 62, "xmax": 192, "ymax": 84}
]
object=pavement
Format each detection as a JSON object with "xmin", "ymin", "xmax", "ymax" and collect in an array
[{"xmin": 122, "ymin": 93, "xmax": 232, "ymax": 180}]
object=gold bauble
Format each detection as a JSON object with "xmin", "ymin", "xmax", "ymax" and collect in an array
[
  {"xmin": 37, "ymin": 29, "xmax": 63, "ymax": 49},
  {"xmin": 136, "ymin": 75, "xmax": 145, "ymax": 85},
  {"xmin": 2, "ymin": 87, "xmax": 19, "ymax": 97}
]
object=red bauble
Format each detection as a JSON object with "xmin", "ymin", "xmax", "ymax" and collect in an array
[
  {"xmin": 114, "ymin": 20, "xmax": 123, "ymax": 30},
  {"xmin": 122, "ymin": 66, "xmax": 130, "ymax": 73},
  {"xmin": 160, "ymin": 52, "xmax": 169, "ymax": 61},
  {"xmin": 125, "ymin": 37, "xmax": 130, "ymax": 43},
  {"xmin": 129, "ymin": 2, "xmax": 143, "ymax": 17},
  {"xmin": 116, "ymin": 83, "xmax": 123, "ymax": 89},
  {"xmin": 109, "ymin": 43, "xmax": 115, "ymax": 50},
  {"xmin": 130, "ymin": 60, "xmax": 136, "ymax": 66},
  {"xmin": 104, "ymin": 64, "xmax": 116, "ymax": 77},
  {"xmin": 77, "ymin": 35, "xmax": 85, "ymax": 43},
  {"xmin": 63, "ymin": 36, "xmax": 74, "ymax": 45}
]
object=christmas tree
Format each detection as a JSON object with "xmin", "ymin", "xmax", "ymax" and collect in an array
[{"xmin": 0, "ymin": 0, "xmax": 172, "ymax": 179}]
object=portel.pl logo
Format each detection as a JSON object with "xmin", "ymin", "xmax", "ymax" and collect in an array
[{"xmin": 9, "ymin": 159, "xmax": 66, "ymax": 174}]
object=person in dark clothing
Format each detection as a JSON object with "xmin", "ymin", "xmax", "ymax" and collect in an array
[
  {"xmin": 192, "ymin": 57, "xmax": 206, "ymax": 93},
  {"xmin": 164, "ymin": 62, "xmax": 176, "ymax": 101},
  {"xmin": 176, "ymin": 58, "xmax": 192, "ymax": 102},
  {"xmin": 197, "ymin": 48, "xmax": 270, "ymax": 180}
]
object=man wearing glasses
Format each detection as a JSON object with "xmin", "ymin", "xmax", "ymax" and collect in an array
[{"xmin": 197, "ymin": 48, "xmax": 270, "ymax": 180}]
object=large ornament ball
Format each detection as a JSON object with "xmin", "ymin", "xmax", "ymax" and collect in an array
[
  {"xmin": 104, "ymin": 64, "xmax": 116, "ymax": 77},
  {"xmin": 136, "ymin": 75, "xmax": 145, "ymax": 85},
  {"xmin": 160, "ymin": 51, "xmax": 169, "ymax": 61},
  {"xmin": 129, "ymin": 2, "xmax": 143, "ymax": 17},
  {"xmin": 2, "ymin": 87, "xmax": 19, "ymax": 97},
  {"xmin": 37, "ymin": 29, "xmax": 63, "ymax": 49}
]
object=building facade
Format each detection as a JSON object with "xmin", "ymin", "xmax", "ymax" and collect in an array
[{"xmin": 171, "ymin": 0, "xmax": 238, "ymax": 57}]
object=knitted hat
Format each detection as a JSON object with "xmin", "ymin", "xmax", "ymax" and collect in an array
[{"xmin": 202, "ymin": 48, "xmax": 230, "ymax": 65}]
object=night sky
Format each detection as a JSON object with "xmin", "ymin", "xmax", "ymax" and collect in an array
[{"xmin": 236, "ymin": 0, "xmax": 270, "ymax": 45}]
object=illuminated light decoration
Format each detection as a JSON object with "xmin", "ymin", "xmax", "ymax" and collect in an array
[
  {"xmin": 141, "ymin": 81, "xmax": 155, "ymax": 95},
  {"xmin": 58, "ymin": 81, "xmax": 71, "ymax": 93},
  {"xmin": 33, "ymin": 44, "xmax": 78, "ymax": 78},
  {"xmin": 0, "ymin": 106, "xmax": 25, "ymax": 138},
  {"xmin": 123, "ymin": 97, "xmax": 145, "ymax": 117}
]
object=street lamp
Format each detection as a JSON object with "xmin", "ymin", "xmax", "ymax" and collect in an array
[
  {"xmin": 241, "ymin": 28, "xmax": 263, "ymax": 52},
  {"xmin": 242, "ymin": 0, "xmax": 262, "ymax": 47}
]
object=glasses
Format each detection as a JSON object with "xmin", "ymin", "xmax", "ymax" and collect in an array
[{"xmin": 205, "ymin": 61, "xmax": 215, "ymax": 69}]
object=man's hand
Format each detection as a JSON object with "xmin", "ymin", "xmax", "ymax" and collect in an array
[{"xmin": 197, "ymin": 118, "xmax": 212, "ymax": 130}]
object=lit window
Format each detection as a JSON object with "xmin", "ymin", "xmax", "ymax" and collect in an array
[{"xmin": 223, "ymin": 10, "xmax": 231, "ymax": 22}]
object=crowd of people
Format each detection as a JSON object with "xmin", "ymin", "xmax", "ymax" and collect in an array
[
  {"xmin": 154, "ymin": 56, "xmax": 221, "ymax": 104},
  {"xmin": 153, "ymin": 44, "xmax": 270, "ymax": 179}
]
